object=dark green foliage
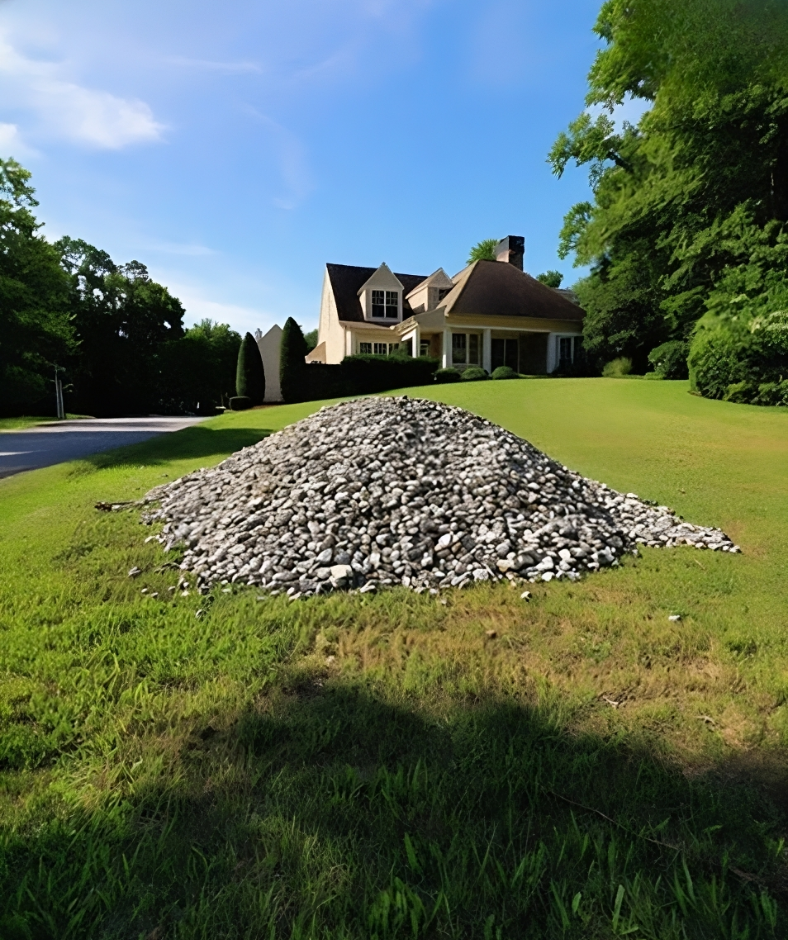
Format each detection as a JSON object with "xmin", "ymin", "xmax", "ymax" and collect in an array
[
  {"xmin": 0, "ymin": 159, "xmax": 72, "ymax": 416},
  {"xmin": 648, "ymin": 340, "xmax": 688, "ymax": 379},
  {"xmin": 159, "ymin": 319, "xmax": 241, "ymax": 415},
  {"xmin": 236, "ymin": 332, "xmax": 265, "ymax": 405},
  {"xmin": 491, "ymin": 366, "xmax": 519, "ymax": 380},
  {"xmin": 229, "ymin": 395, "xmax": 252, "ymax": 411},
  {"xmin": 58, "ymin": 238, "xmax": 185, "ymax": 416},
  {"xmin": 303, "ymin": 329, "xmax": 318, "ymax": 353},
  {"xmin": 280, "ymin": 317, "xmax": 309, "ymax": 403},
  {"xmin": 339, "ymin": 355, "xmax": 438, "ymax": 394},
  {"xmin": 434, "ymin": 367, "xmax": 462, "ymax": 383},
  {"xmin": 551, "ymin": 0, "xmax": 788, "ymax": 390},
  {"xmin": 467, "ymin": 239, "xmax": 497, "ymax": 264},
  {"xmin": 461, "ymin": 366, "xmax": 489, "ymax": 382},
  {"xmin": 536, "ymin": 270, "xmax": 563, "ymax": 288}
]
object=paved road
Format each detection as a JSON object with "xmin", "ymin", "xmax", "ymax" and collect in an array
[{"xmin": 0, "ymin": 417, "xmax": 205, "ymax": 479}]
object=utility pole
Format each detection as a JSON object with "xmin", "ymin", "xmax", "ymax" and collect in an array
[{"xmin": 54, "ymin": 366, "xmax": 65, "ymax": 420}]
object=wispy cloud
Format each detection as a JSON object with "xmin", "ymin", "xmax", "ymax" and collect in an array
[
  {"xmin": 247, "ymin": 109, "xmax": 313, "ymax": 210},
  {"xmin": 167, "ymin": 281, "xmax": 275, "ymax": 335},
  {"xmin": 0, "ymin": 121, "xmax": 36, "ymax": 157},
  {"xmin": 165, "ymin": 56, "xmax": 263, "ymax": 74},
  {"xmin": 0, "ymin": 33, "xmax": 164, "ymax": 149}
]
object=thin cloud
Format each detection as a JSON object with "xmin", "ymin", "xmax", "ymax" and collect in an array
[
  {"xmin": 165, "ymin": 56, "xmax": 263, "ymax": 74},
  {"xmin": 0, "ymin": 34, "xmax": 164, "ymax": 149},
  {"xmin": 0, "ymin": 122, "xmax": 37, "ymax": 157},
  {"xmin": 247, "ymin": 109, "xmax": 313, "ymax": 210}
]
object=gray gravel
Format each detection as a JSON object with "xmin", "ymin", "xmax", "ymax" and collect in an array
[{"xmin": 141, "ymin": 396, "xmax": 739, "ymax": 598}]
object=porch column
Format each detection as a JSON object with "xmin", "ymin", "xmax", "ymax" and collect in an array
[
  {"xmin": 442, "ymin": 329, "xmax": 451, "ymax": 368},
  {"xmin": 482, "ymin": 329, "xmax": 492, "ymax": 373}
]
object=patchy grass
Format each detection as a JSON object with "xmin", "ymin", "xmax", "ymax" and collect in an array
[
  {"xmin": 0, "ymin": 415, "xmax": 92, "ymax": 431},
  {"xmin": 0, "ymin": 380, "xmax": 787, "ymax": 938}
]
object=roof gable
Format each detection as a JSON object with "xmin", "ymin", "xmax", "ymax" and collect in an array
[
  {"xmin": 444, "ymin": 260, "xmax": 584, "ymax": 322},
  {"xmin": 405, "ymin": 267, "xmax": 454, "ymax": 299},
  {"xmin": 357, "ymin": 262, "xmax": 405, "ymax": 294},
  {"xmin": 326, "ymin": 263, "xmax": 427, "ymax": 322}
]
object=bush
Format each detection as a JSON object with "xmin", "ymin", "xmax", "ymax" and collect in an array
[
  {"xmin": 280, "ymin": 318, "xmax": 309, "ymax": 403},
  {"xmin": 461, "ymin": 367, "xmax": 489, "ymax": 382},
  {"xmin": 491, "ymin": 366, "xmax": 519, "ymax": 380},
  {"xmin": 434, "ymin": 368, "xmax": 461, "ymax": 384},
  {"xmin": 229, "ymin": 395, "xmax": 252, "ymax": 411},
  {"xmin": 340, "ymin": 355, "xmax": 439, "ymax": 393},
  {"xmin": 647, "ymin": 340, "xmax": 688, "ymax": 379},
  {"xmin": 602, "ymin": 357, "xmax": 633, "ymax": 377},
  {"xmin": 236, "ymin": 332, "xmax": 265, "ymax": 404}
]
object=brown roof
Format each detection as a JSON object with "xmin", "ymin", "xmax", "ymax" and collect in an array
[
  {"xmin": 326, "ymin": 263, "xmax": 427, "ymax": 323},
  {"xmin": 444, "ymin": 260, "xmax": 584, "ymax": 322}
]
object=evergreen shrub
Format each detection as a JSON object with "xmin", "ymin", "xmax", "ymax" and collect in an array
[
  {"xmin": 229, "ymin": 396, "xmax": 252, "ymax": 411},
  {"xmin": 434, "ymin": 368, "xmax": 461, "ymax": 383},
  {"xmin": 602, "ymin": 357, "xmax": 632, "ymax": 377},
  {"xmin": 339, "ymin": 355, "xmax": 438, "ymax": 393},
  {"xmin": 491, "ymin": 366, "xmax": 519, "ymax": 380},
  {"xmin": 647, "ymin": 341, "xmax": 688, "ymax": 379},
  {"xmin": 280, "ymin": 318, "xmax": 309, "ymax": 403},
  {"xmin": 460, "ymin": 367, "xmax": 489, "ymax": 381},
  {"xmin": 236, "ymin": 332, "xmax": 265, "ymax": 404}
]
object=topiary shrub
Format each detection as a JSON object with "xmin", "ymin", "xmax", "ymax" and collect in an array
[
  {"xmin": 461, "ymin": 366, "xmax": 489, "ymax": 382},
  {"xmin": 280, "ymin": 317, "xmax": 309, "ymax": 403},
  {"xmin": 434, "ymin": 368, "xmax": 461, "ymax": 383},
  {"xmin": 647, "ymin": 340, "xmax": 688, "ymax": 379},
  {"xmin": 491, "ymin": 366, "xmax": 519, "ymax": 380},
  {"xmin": 236, "ymin": 332, "xmax": 265, "ymax": 404},
  {"xmin": 602, "ymin": 357, "xmax": 632, "ymax": 377},
  {"xmin": 229, "ymin": 395, "xmax": 252, "ymax": 411}
]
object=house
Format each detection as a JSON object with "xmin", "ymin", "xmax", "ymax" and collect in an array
[{"xmin": 307, "ymin": 236, "xmax": 585, "ymax": 374}]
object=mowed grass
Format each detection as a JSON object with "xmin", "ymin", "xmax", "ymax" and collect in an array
[
  {"xmin": 0, "ymin": 379, "xmax": 787, "ymax": 939},
  {"xmin": 0, "ymin": 415, "xmax": 91, "ymax": 431}
]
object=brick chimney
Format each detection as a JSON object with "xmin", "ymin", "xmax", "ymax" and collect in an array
[{"xmin": 494, "ymin": 235, "xmax": 524, "ymax": 271}]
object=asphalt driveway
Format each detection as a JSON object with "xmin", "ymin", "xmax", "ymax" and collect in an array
[{"xmin": 0, "ymin": 417, "xmax": 205, "ymax": 479}]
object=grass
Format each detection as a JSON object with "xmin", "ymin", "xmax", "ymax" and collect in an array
[
  {"xmin": 0, "ymin": 379, "xmax": 787, "ymax": 938},
  {"xmin": 0, "ymin": 415, "xmax": 92, "ymax": 431}
]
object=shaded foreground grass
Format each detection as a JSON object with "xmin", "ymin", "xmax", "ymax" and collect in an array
[{"xmin": 0, "ymin": 381, "xmax": 787, "ymax": 938}]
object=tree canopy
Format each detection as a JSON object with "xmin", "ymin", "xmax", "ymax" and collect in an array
[
  {"xmin": 466, "ymin": 239, "xmax": 497, "ymax": 264},
  {"xmin": 551, "ymin": 0, "xmax": 788, "ymax": 384}
]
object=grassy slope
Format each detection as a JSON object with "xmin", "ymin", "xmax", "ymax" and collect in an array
[
  {"xmin": 0, "ymin": 415, "xmax": 91, "ymax": 431},
  {"xmin": 0, "ymin": 380, "xmax": 786, "ymax": 939}
]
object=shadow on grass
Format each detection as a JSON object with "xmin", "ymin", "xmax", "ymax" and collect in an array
[
  {"xmin": 82, "ymin": 424, "xmax": 274, "ymax": 472},
  {"xmin": 1, "ymin": 681, "xmax": 784, "ymax": 939}
]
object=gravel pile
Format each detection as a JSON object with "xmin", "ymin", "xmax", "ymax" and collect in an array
[{"xmin": 141, "ymin": 396, "xmax": 739, "ymax": 597}]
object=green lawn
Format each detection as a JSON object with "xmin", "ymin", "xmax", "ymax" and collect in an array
[{"xmin": 1, "ymin": 379, "xmax": 786, "ymax": 939}]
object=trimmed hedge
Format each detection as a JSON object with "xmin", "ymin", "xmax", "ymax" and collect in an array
[
  {"xmin": 461, "ymin": 366, "xmax": 489, "ymax": 382},
  {"xmin": 229, "ymin": 395, "xmax": 252, "ymax": 411},
  {"xmin": 299, "ymin": 355, "xmax": 440, "ymax": 401},
  {"xmin": 491, "ymin": 366, "xmax": 519, "ymax": 380},
  {"xmin": 434, "ymin": 368, "xmax": 461, "ymax": 384},
  {"xmin": 280, "ymin": 318, "xmax": 309, "ymax": 403}
]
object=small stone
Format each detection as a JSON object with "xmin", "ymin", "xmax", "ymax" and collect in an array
[
  {"xmin": 128, "ymin": 567, "xmax": 142, "ymax": 578},
  {"xmin": 140, "ymin": 588, "xmax": 148, "ymax": 594},
  {"xmin": 541, "ymin": 571, "xmax": 554, "ymax": 582},
  {"xmin": 668, "ymin": 614, "xmax": 682, "ymax": 622},
  {"xmin": 222, "ymin": 588, "xmax": 231, "ymax": 594},
  {"xmin": 168, "ymin": 586, "xmax": 176, "ymax": 593},
  {"xmin": 486, "ymin": 629, "xmax": 497, "ymax": 639},
  {"xmin": 520, "ymin": 590, "xmax": 532, "ymax": 600},
  {"xmin": 195, "ymin": 609, "xmax": 204, "ymax": 619},
  {"xmin": 150, "ymin": 592, "xmax": 159, "ymax": 598}
]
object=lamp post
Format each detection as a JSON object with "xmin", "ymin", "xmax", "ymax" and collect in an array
[{"xmin": 54, "ymin": 365, "xmax": 65, "ymax": 420}]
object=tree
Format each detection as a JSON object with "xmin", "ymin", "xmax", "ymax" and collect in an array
[
  {"xmin": 0, "ymin": 159, "xmax": 71, "ymax": 416},
  {"xmin": 466, "ymin": 239, "xmax": 497, "ymax": 264},
  {"xmin": 159, "ymin": 319, "xmax": 241, "ymax": 414},
  {"xmin": 236, "ymin": 332, "xmax": 265, "ymax": 404},
  {"xmin": 536, "ymin": 270, "xmax": 563, "ymax": 288},
  {"xmin": 549, "ymin": 0, "xmax": 788, "ymax": 379},
  {"xmin": 280, "ymin": 317, "xmax": 308, "ymax": 403},
  {"xmin": 303, "ymin": 329, "xmax": 318, "ymax": 353},
  {"xmin": 58, "ymin": 238, "xmax": 185, "ymax": 416}
]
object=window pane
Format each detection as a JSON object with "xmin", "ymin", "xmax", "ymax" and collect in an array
[
  {"xmin": 420, "ymin": 340, "xmax": 430, "ymax": 357},
  {"xmin": 452, "ymin": 333, "xmax": 467, "ymax": 364},
  {"xmin": 371, "ymin": 289, "xmax": 385, "ymax": 318},
  {"xmin": 559, "ymin": 337, "xmax": 572, "ymax": 361},
  {"xmin": 468, "ymin": 334, "xmax": 479, "ymax": 364},
  {"xmin": 374, "ymin": 342, "xmax": 387, "ymax": 355},
  {"xmin": 360, "ymin": 342, "xmax": 372, "ymax": 354},
  {"xmin": 385, "ymin": 290, "xmax": 398, "ymax": 318}
]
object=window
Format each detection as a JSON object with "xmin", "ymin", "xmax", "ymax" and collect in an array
[
  {"xmin": 491, "ymin": 338, "xmax": 518, "ymax": 371},
  {"xmin": 559, "ymin": 337, "xmax": 573, "ymax": 363},
  {"xmin": 374, "ymin": 342, "xmax": 387, "ymax": 355},
  {"xmin": 438, "ymin": 288, "xmax": 451, "ymax": 302},
  {"xmin": 419, "ymin": 339, "xmax": 431, "ymax": 357},
  {"xmin": 360, "ymin": 342, "xmax": 372, "ymax": 354},
  {"xmin": 557, "ymin": 336, "xmax": 581, "ymax": 368},
  {"xmin": 371, "ymin": 289, "xmax": 399, "ymax": 319},
  {"xmin": 452, "ymin": 333, "xmax": 481, "ymax": 365}
]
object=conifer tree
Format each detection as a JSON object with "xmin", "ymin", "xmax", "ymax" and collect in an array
[
  {"xmin": 236, "ymin": 331, "xmax": 265, "ymax": 404},
  {"xmin": 279, "ymin": 317, "xmax": 308, "ymax": 403}
]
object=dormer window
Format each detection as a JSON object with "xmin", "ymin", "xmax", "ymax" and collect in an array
[{"xmin": 372, "ymin": 289, "xmax": 399, "ymax": 319}]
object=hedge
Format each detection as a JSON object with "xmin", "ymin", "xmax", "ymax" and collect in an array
[{"xmin": 297, "ymin": 355, "xmax": 439, "ymax": 401}]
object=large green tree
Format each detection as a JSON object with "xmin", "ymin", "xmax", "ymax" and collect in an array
[
  {"xmin": 550, "ymin": 0, "xmax": 788, "ymax": 375},
  {"xmin": 58, "ymin": 238, "xmax": 185, "ymax": 416},
  {"xmin": 0, "ymin": 160, "xmax": 71, "ymax": 415}
]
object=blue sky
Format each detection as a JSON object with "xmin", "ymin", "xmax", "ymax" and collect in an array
[{"xmin": 0, "ymin": 0, "xmax": 606, "ymax": 336}]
